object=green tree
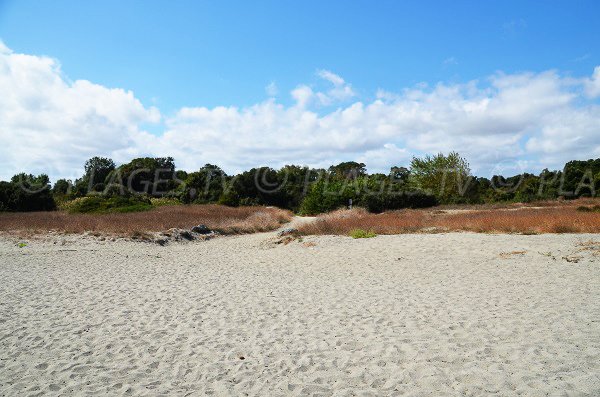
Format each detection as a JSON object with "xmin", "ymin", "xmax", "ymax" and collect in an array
[
  {"xmin": 111, "ymin": 157, "xmax": 177, "ymax": 196},
  {"xmin": 84, "ymin": 157, "xmax": 116, "ymax": 190},
  {"xmin": 224, "ymin": 167, "xmax": 285, "ymax": 207},
  {"xmin": 409, "ymin": 152, "xmax": 471, "ymax": 204},
  {"xmin": 1, "ymin": 174, "xmax": 56, "ymax": 211},
  {"xmin": 389, "ymin": 166, "xmax": 410, "ymax": 185},
  {"xmin": 182, "ymin": 164, "xmax": 228, "ymax": 203},
  {"xmin": 276, "ymin": 165, "xmax": 323, "ymax": 211},
  {"xmin": 52, "ymin": 179, "xmax": 72, "ymax": 196},
  {"xmin": 328, "ymin": 161, "xmax": 367, "ymax": 180}
]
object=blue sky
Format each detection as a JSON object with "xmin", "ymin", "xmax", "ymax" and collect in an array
[
  {"xmin": 2, "ymin": 0, "xmax": 598, "ymax": 112},
  {"xmin": 0, "ymin": 0, "xmax": 599, "ymax": 179}
]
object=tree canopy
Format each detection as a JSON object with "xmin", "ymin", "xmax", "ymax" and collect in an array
[{"xmin": 2, "ymin": 153, "xmax": 600, "ymax": 213}]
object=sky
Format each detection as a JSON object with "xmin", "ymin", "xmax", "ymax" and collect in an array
[{"xmin": 0, "ymin": 0, "xmax": 599, "ymax": 181}]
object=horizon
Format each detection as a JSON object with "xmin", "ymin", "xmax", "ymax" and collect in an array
[{"xmin": 1, "ymin": 0, "xmax": 600, "ymax": 181}]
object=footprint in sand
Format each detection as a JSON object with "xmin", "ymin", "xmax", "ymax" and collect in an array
[{"xmin": 35, "ymin": 363, "xmax": 48, "ymax": 370}]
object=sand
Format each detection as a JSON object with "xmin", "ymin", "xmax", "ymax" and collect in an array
[{"xmin": 1, "ymin": 229, "xmax": 599, "ymax": 396}]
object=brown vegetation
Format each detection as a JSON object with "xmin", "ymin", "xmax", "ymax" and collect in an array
[
  {"xmin": 499, "ymin": 251, "xmax": 527, "ymax": 259},
  {"xmin": 0, "ymin": 205, "xmax": 292, "ymax": 236},
  {"xmin": 298, "ymin": 199, "xmax": 600, "ymax": 235}
]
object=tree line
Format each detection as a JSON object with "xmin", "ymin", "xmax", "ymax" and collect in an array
[{"xmin": 1, "ymin": 153, "xmax": 599, "ymax": 214}]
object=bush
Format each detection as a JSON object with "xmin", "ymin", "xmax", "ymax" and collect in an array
[
  {"xmin": 67, "ymin": 196, "xmax": 152, "ymax": 214},
  {"xmin": 349, "ymin": 229, "xmax": 377, "ymax": 239},
  {"xmin": 299, "ymin": 177, "xmax": 437, "ymax": 215},
  {"xmin": 577, "ymin": 205, "xmax": 600, "ymax": 213},
  {"xmin": 150, "ymin": 197, "xmax": 181, "ymax": 207},
  {"xmin": 0, "ymin": 175, "xmax": 56, "ymax": 212}
]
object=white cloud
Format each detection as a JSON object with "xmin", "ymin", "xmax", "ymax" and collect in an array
[
  {"xmin": 584, "ymin": 66, "xmax": 600, "ymax": 98},
  {"xmin": 0, "ymin": 44, "xmax": 160, "ymax": 180},
  {"xmin": 265, "ymin": 81, "xmax": 278, "ymax": 97},
  {"xmin": 315, "ymin": 69, "xmax": 355, "ymax": 105},
  {"xmin": 357, "ymin": 144, "xmax": 411, "ymax": 172},
  {"xmin": 0, "ymin": 40, "xmax": 11, "ymax": 54},
  {"xmin": 152, "ymin": 68, "xmax": 599, "ymax": 176},
  {"xmin": 1, "ymin": 42, "xmax": 599, "ymax": 181},
  {"xmin": 290, "ymin": 85, "xmax": 313, "ymax": 108},
  {"xmin": 288, "ymin": 70, "xmax": 356, "ymax": 108},
  {"xmin": 317, "ymin": 70, "xmax": 346, "ymax": 86}
]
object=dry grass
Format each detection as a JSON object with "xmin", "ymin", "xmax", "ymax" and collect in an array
[
  {"xmin": 298, "ymin": 202, "xmax": 600, "ymax": 235},
  {"xmin": 0, "ymin": 205, "xmax": 292, "ymax": 237},
  {"xmin": 499, "ymin": 251, "xmax": 527, "ymax": 259},
  {"xmin": 435, "ymin": 197, "xmax": 600, "ymax": 211},
  {"xmin": 299, "ymin": 208, "xmax": 427, "ymax": 235},
  {"xmin": 575, "ymin": 240, "xmax": 600, "ymax": 257}
]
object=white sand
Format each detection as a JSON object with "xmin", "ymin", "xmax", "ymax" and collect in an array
[{"xmin": 1, "ymin": 230, "xmax": 599, "ymax": 396}]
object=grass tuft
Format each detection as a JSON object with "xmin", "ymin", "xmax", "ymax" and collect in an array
[{"xmin": 349, "ymin": 229, "xmax": 377, "ymax": 239}]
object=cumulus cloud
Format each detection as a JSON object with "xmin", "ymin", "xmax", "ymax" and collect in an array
[
  {"xmin": 288, "ymin": 70, "xmax": 356, "ymax": 108},
  {"xmin": 315, "ymin": 69, "xmax": 355, "ymax": 105},
  {"xmin": 0, "ymin": 40, "xmax": 11, "ymax": 54},
  {"xmin": 265, "ymin": 81, "xmax": 278, "ymax": 97},
  {"xmin": 0, "ymin": 42, "xmax": 159, "ymax": 180},
  {"xmin": 291, "ymin": 85, "xmax": 313, "ymax": 108},
  {"xmin": 1, "ymin": 42, "xmax": 599, "ymax": 181},
  {"xmin": 153, "ymin": 68, "xmax": 600, "ymax": 176},
  {"xmin": 585, "ymin": 66, "xmax": 600, "ymax": 98}
]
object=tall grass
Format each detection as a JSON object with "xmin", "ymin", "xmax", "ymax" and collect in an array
[
  {"xmin": 0, "ymin": 205, "xmax": 292, "ymax": 236},
  {"xmin": 432, "ymin": 208, "xmax": 600, "ymax": 234},
  {"xmin": 298, "ymin": 203, "xmax": 600, "ymax": 235}
]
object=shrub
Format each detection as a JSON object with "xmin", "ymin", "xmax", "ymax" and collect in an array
[
  {"xmin": 150, "ymin": 197, "xmax": 181, "ymax": 207},
  {"xmin": 68, "ymin": 196, "xmax": 153, "ymax": 214},
  {"xmin": 576, "ymin": 205, "xmax": 600, "ymax": 213},
  {"xmin": 299, "ymin": 178, "xmax": 436, "ymax": 215},
  {"xmin": 349, "ymin": 229, "xmax": 377, "ymax": 239},
  {"xmin": 0, "ymin": 175, "xmax": 56, "ymax": 212}
]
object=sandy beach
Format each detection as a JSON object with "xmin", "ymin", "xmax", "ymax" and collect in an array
[{"xmin": 1, "ymin": 230, "xmax": 599, "ymax": 396}]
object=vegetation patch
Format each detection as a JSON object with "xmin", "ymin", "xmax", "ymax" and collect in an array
[
  {"xmin": 3, "ymin": 153, "xmax": 600, "ymax": 220},
  {"xmin": 150, "ymin": 197, "xmax": 182, "ymax": 207},
  {"xmin": 349, "ymin": 229, "xmax": 377, "ymax": 239},
  {"xmin": 66, "ymin": 196, "xmax": 153, "ymax": 214},
  {"xmin": 576, "ymin": 205, "xmax": 600, "ymax": 213},
  {"xmin": 298, "ymin": 203, "xmax": 600, "ymax": 236},
  {"xmin": 0, "ymin": 204, "xmax": 292, "ymax": 236}
]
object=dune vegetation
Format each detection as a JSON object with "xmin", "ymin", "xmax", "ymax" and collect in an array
[
  {"xmin": 2, "ymin": 153, "xmax": 600, "ymax": 216},
  {"xmin": 0, "ymin": 205, "xmax": 292, "ymax": 237},
  {"xmin": 298, "ymin": 199, "xmax": 600, "ymax": 236},
  {"xmin": 2, "ymin": 153, "xmax": 600, "ymax": 237}
]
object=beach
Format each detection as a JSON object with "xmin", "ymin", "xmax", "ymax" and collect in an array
[{"xmin": 1, "ymin": 231, "xmax": 599, "ymax": 396}]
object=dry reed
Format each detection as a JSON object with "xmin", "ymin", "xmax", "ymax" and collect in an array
[
  {"xmin": 0, "ymin": 205, "xmax": 292, "ymax": 236},
  {"xmin": 299, "ymin": 201, "xmax": 600, "ymax": 235}
]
